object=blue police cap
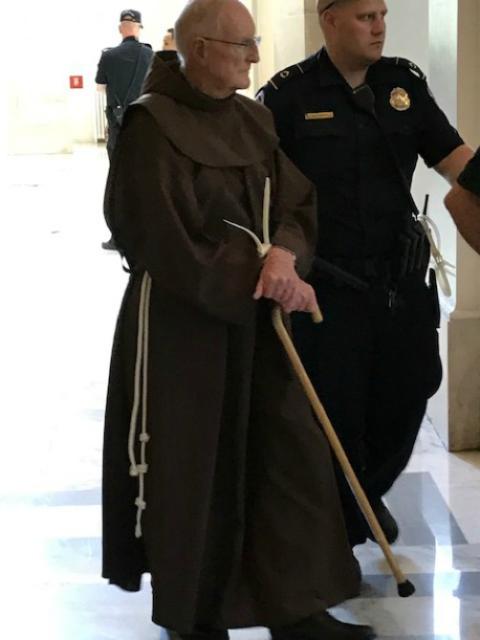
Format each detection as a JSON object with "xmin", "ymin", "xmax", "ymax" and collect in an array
[{"xmin": 120, "ymin": 9, "xmax": 142, "ymax": 24}]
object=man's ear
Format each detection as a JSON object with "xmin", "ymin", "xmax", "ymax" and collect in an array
[
  {"xmin": 192, "ymin": 37, "xmax": 207, "ymax": 63},
  {"xmin": 321, "ymin": 8, "xmax": 337, "ymax": 29}
]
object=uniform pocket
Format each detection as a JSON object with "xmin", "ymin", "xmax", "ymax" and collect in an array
[
  {"xmin": 294, "ymin": 119, "xmax": 346, "ymax": 141},
  {"xmin": 387, "ymin": 275, "xmax": 443, "ymax": 399},
  {"xmin": 292, "ymin": 119, "xmax": 351, "ymax": 177}
]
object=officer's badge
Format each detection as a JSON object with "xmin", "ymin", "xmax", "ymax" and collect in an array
[{"xmin": 390, "ymin": 87, "xmax": 411, "ymax": 111}]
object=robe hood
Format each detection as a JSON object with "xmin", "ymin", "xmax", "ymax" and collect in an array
[{"xmin": 133, "ymin": 55, "xmax": 279, "ymax": 167}]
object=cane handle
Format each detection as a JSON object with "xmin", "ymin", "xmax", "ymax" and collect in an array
[{"xmin": 311, "ymin": 307, "xmax": 323, "ymax": 323}]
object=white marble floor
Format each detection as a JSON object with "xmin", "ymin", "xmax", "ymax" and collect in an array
[{"xmin": 2, "ymin": 145, "xmax": 480, "ymax": 640}]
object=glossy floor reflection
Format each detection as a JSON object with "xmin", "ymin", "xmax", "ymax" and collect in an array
[{"xmin": 2, "ymin": 146, "xmax": 480, "ymax": 640}]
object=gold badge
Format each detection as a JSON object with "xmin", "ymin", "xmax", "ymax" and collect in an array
[
  {"xmin": 390, "ymin": 87, "xmax": 411, "ymax": 111},
  {"xmin": 305, "ymin": 111, "xmax": 335, "ymax": 120}
]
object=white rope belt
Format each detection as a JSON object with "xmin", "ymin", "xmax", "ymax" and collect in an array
[{"xmin": 127, "ymin": 271, "xmax": 152, "ymax": 538}]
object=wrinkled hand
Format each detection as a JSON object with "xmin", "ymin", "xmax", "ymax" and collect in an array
[{"xmin": 253, "ymin": 246, "xmax": 318, "ymax": 314}]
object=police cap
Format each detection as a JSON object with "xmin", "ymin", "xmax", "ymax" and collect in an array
[{"xmin": 120, "ymin": 9, "xmax": 142, "ymax": 24}]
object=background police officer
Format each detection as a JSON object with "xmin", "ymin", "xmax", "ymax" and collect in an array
[
  {"xmin": 258, "ymin": 0, "xmax": 478, "ymax": 547},
  {"xmin": 96, "ymin": 9, "xmax": 153, "ymax": 250}
]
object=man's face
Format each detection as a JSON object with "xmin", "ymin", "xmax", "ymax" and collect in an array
[
  {"xmin": 202, "ymin": 3, "xmax": 259, "ymax": 93},
  {"xmin": 163, "ymin": 32, "xmax": 175, "ymax": 50},
  {"xmin": 331, "ymin": 0, "xmax": 387, "ymax": 65}
]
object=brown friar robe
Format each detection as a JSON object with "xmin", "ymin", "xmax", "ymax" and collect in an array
[{"xmin": 102, "ymin": 56, "xmax": 360, "ymax": 633}]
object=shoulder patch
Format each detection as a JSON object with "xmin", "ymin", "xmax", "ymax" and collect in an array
[
  {"xmin": 266, "ymin": 53, "xmax": 318, "ymax": 91},
  {"xmin": 381, "ymin": 56, "xmax": 427, "ymax": 81}
]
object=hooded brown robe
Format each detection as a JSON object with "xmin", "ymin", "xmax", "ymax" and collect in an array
[{"xmin": 102, "ymin": 57, "xmax": 360, "ymax": 633}]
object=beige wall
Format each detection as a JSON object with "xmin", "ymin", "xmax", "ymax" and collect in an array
[{"xmin": 254, "ymin": 0, "xmax": 308, "ymax": 89}]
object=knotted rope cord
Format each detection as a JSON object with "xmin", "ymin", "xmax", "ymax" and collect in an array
[
  {"xmin": 127, "ymin": 271, "xmax": 152, "ymax": 538},
  {"xmin": 224, "ymin": 177, "xmax": 272, "ymax": 258}
]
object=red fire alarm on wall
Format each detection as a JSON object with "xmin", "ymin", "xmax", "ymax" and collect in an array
[{"xmin": 69, "ymin": 75, "xmax": 84, "ymax": 89}]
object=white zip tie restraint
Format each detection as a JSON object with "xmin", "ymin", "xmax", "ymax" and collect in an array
[
  {"xmin": 418, "ymin": 213, "xmax": 455, "ymax": 297},
  {"xmin": 224, "ymin": 177, "xmax": 272, "ymax": 257},
  {"xmin": 127, "ymin": 271, "xmax": 152, "ymax": 538}
]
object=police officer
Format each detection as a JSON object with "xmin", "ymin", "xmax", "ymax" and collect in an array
[
  {"xmin": 96, "ymin": 9, "xmax": 153, "ymax": 250},
  {"xmin": 257, "ymin": 0, "xmax": 476, "ymax": 547}
]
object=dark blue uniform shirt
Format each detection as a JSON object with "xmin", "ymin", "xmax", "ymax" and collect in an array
[
  {"xmin": 258, "ymin": 48, "xmax": 463, "ymax": 261},
  {"xmin": 458, "ymin": 147, "xmax": 480, "ymax": 197},
  {"xmin": 95, "ymin": 36, "xmax": 153, "ymax": 108}
]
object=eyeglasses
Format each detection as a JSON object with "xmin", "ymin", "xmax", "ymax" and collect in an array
[{"xmin": 201, "ymin": 35, "xmax": 262, "ymax": 49}]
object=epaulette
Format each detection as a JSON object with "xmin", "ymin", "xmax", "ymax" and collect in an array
[
  {"xmin": 380, "ymin": 56, "xmax": 427, "ymax": 81},
  {"xmin": 266, "ymin": 53, "xmax": 318, "ymax": 91}
]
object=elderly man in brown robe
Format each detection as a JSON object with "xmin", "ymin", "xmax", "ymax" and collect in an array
[{"xmin": 102, "ymin": 1, "xmax": 375, "ymax": 639}]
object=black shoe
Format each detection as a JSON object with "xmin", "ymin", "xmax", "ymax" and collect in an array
[
  {"xmin": 101, "ymin": 237, "xmax": 117, "ymax": 251},
  {"xmin": 367, "ymin": 500, "xmax": 399, "ymax": 544},
  {"xmin": 271, "ymin": 611, "xmax": 376, "ymax": 640}
]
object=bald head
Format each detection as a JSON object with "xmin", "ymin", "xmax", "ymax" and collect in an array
[
  {"xmin": 175, "ymin": 0, "xmax": 248, "ymax": 60},
  {"xmin": 174, "ymin": 0, "xmax": 259, "ymax": 99}
]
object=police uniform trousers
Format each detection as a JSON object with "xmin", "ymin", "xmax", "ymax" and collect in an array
[
  {"xmin": 106, "ymin": 108, "xmax": 121, "ymax": 161},
  {"xmin": 292, "ymin": 270, "xmax": 442, "ymax": 546}
]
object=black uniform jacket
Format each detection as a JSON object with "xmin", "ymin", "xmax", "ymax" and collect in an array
[
  {"xmin": 95, "ymin": 36, "xmax": 153, "ymax": 107},
  {"xmin": 258, "ymin": 48, "xmax": 464, "ymax": 261}
]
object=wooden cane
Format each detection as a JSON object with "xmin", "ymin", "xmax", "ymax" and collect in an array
[{"xmin": 272, "ymin": 306, "xmax": 415, "ymax": 598}]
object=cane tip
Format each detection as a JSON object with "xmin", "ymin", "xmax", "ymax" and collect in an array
[
  {"xmin": 311, "ymin": 308, "xmax": 323, "ymax": 324},
  {"xmin": 397, "ymin": 580, "xmax": 415, "ymax": 598}
]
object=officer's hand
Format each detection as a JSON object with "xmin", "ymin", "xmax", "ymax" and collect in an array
[{"xmin": 253, "ymin": 246, "xmax": 319, "ymax": 313}]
